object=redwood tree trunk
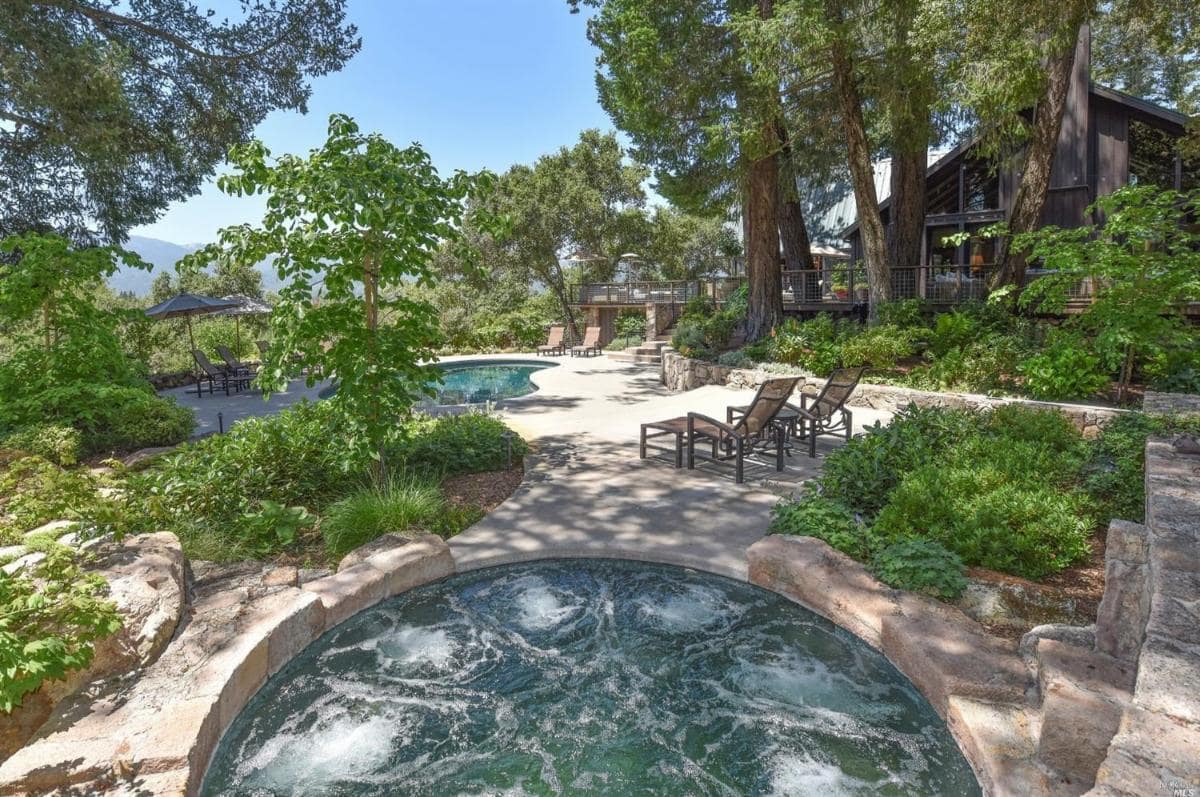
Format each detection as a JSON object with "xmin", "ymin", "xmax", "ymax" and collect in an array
[
  {"xmin": 828, "ymin": 23, "xmax": 890, "ymax": 319},
  {"xmin": 776, "ymin": 126, "xmax": 813, "ymax": 270},
  {"xmin": 746, "ymin": 141, "xmax": 783, "ymax": 340},
  {"xmin": 888, "ymin": 146, "xmax": 926, "ymax": 268},
  {"xmin": 995, "ymin": 16, "xmax": 1088, "ymax": 288}
]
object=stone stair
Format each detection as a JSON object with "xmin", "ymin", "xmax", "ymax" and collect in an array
[{"xmin": 607, "ymin": 339, "xmax": 669, "ymax": 366}]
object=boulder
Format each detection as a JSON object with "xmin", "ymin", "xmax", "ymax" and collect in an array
[{"xmin": 0, "ymin": 532, "xmax": 185, "ymax": 762}]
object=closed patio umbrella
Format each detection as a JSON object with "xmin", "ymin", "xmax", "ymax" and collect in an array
[
  {"xmin": 144, "ymin": 293, "xmax": 239, "ymax": 354},
  {"xmin": 215, "ymin": 294, "xmax": 273, "ymax": 355}
]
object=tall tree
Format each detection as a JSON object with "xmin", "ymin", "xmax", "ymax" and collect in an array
[
  {"xmin": 0, "ymin": 0, "xmax": 360, "ymax": 243},
  {"xmin": 577, "ymin": 0, "xmax": 792, "ymax": 339},
  {"xmin": 472, "ymin": 130, "xmax": 648, "ymax": 341}
]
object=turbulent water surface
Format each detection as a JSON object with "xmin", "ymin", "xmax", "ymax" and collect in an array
[{"xmin": 202, "ymin": 560, "xmax": 980, "ymax": 796}]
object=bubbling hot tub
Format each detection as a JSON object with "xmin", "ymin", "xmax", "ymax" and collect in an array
[{"xmin": 201, "ymin": 559, "xmax": 980, "ymax": 795}]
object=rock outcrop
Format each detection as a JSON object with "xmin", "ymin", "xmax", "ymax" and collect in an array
[{"xmin": 0, "ymin": 532, "xmax": 185, "ymax": 761}]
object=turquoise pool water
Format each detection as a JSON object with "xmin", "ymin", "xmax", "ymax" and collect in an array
[
  {"xmin": 202, "ymin": 560, "xmax": 979, "ymax": 796},
  {"xmin": 429, "ymin": 360, "xmax": 551, "ymax": 405},
  {"xmin": 317, "ymin": 360, "xmax": 552, "ymax": 405}
]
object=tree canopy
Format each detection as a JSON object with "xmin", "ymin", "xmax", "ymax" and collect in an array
[{"xmin": 0, "ymin": 0, "xmax": 360, "ymax": 243}]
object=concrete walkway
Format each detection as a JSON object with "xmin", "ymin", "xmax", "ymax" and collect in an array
[{"xmin": 445, "ymin": 353, "xmax": 892, "ymax": 580}]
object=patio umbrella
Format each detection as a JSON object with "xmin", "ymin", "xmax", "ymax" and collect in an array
[
  {"xmin": 216, "ymin": 294, "xmax": 273, "ymax": 355},
  {"xmin": 144, "ymin": 293, "xmax": 239, "ymax": 354}
]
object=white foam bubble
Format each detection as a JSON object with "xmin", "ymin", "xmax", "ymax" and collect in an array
[
  {"xmin": 638, "ymin": 584, "xmax": 730, "ymax": 632},
  {"xmin": 377, "ymin": 626, "xmax": 457, "ymax": 669},
  {"xmin": 768, "ymin": 751, "xmax": 870, "ymax": 796},
  {"xmin": 239, "ymin": 713, "xmax": 397, "ymax": 793},
  {"xmin": 514, "ymin": 579, "xmax": 577, "ymax": 630}
]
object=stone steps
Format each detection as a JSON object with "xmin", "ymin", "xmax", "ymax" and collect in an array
[{"xmin": 607, "ymin": 340, "xmax": 668, "ymax": 365}]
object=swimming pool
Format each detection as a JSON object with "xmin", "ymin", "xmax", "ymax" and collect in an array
[
  {"xmin": 317, "ymin": 359, "xmax": 553, "ymax": 405},
  {"xmin": 202, "ymin": 560, "xmax": 979, "ymax": 795},
  {"xmin": 428, "ymin": 359, "xmax": 552, "ymax": 406}
]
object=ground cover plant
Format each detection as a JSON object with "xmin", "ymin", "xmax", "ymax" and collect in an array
[{"xmin": 769, "ymin": 404, "xmax": 1198, "ymax": 597}]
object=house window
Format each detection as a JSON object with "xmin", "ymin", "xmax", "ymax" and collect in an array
[
  {"xmin": 927, "ymin": 225, "xmax": 960, "ymax": 265},
  {"xmin": 1129, "ymin": 119, "xmax": 1178, "ymax": 190},
  {"xmin": 962, "ymin": 159, "xmax": 1000, "ymax": 211}
]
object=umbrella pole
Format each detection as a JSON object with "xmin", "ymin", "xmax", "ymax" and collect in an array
[
  {"xmin": 235, "ymin": 316, "xmax": 242, "ymax": 356},
  {"xmin": 186, "ymin": 316, "xmax": 196, "ymax": 354}
]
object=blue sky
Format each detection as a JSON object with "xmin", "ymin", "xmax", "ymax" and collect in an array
[{"xmin": 133, "ymin": 1, "xmax": 613, "ymax": 244}]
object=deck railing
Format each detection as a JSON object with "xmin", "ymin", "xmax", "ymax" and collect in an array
[{"xmin": 574, "ymin": 265, "xmax": 1098, "ymax": 307}]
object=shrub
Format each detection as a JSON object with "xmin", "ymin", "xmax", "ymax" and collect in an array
[
  {"xmin": 124, "ymin": 400, "xmax": 359, "ymax": 531},
  {"xmin": 671, "ymin": 318, "xmax": 709, "ymax": 358},
  {"xmin": 702, "ymin": 313, "xmax": 737, "ymax": 350},
  {"xmin": 1, "ymin": 425, "xmax": 81, "ymax": 466},
  {"xmin": 929, "ymin": 311, "xmax": 980, "ymax": 357},
  {"xmin": 239, "ymin": 501, "xmax": 314, "ymax": 557},
  {"xmin": 871, "ymin": 539, "xmax": 968, "ymax": 600},
  {"xmin": 0, "ymin": 383, "xmax": 194, "ymax": 456},
  {"xmin": 1019, "ymin": 333, "xmax": 1110, "ymax": 401},
  {"xmin": 770, "ymin": 315, "xmax": 842, "ymax": 374},
  {"xmin": 1083, "ymin": 412, "xmax": 1200, "ymax": 522},
  {"xmin": 681, "ymin": 295, "xmax": 716, "ymax": 320},
  {"xmin": 321, "ymin": 476, "xmax": 444, "ymax": 559},
  {"xmin": 394, "ymin": 412, "xmax": 528, "ymax": 478},
  {"xmin": 877, "ymin": 299, "xmax": 926, "ymax": 329},
  {"xmin": 904, "ymin": 335, "xmax": 1024, "ymax": 395},
  {"xmin": 819, "ymin": 405, "xmax": 979, "ymax": 516},
  {"xmin": 838, "ymin": 325, "xmax": 919, "ymax": 370},
  {"xmin": 769, "ymin": 492, "xmax": 873, "ymax": 560},
  {"xmin": 0, "ymin": 544, "xmax": 123, "ymax": 712},
  {"xmin": 716, "ymin": 350, "xmax": 755, "ymax": 368},
  {"xmin": 0, "ymin": 456, "xmax": 112, "ymax": 544},
  {"xmin": 873, "ymin": 463, "xmax": 1093, "ymax": 579}
]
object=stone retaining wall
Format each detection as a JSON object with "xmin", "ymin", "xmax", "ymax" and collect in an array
[
  {"xmin": 0, "ymin": 535, "xmax": 455, "ymax": 796},
  {"xmin": 661, "ymin": 349, "xmax": 1128, "ymax": 435},
  {"xmin": 747, "ymin": 435, "xmax": 1200, "ymax": 796}
]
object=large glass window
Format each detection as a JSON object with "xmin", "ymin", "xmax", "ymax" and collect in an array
[{"xmin": 962, "ymin": 159, "xmax": 1000, "ymax": 211}]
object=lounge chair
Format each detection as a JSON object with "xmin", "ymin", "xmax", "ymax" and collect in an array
[
  {"xmin": 727, "ymin": 367, "xmax": 865, "ymax": 458},
  {"xmin": 537, "ymin": 325, "xmax": 566, "ymax": 356},
  {"xmin": 670, "ymin": 377, "xmax": 801, "ymax": 483},
  {"xmin": 192, "ymin": 349, "xmax": 248, "ymax": 397},
  {"xmin": 216, "ymin": 345, "xmax": 255, "ymax": 378},
  {"xmin": 569, "ymin": 327, "xmax": 602, "ymax": 357}
]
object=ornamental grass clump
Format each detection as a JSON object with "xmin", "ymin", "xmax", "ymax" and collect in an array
[{"xmin": 320, "ymin": 476, "xmax": 445, "ymax": 560}]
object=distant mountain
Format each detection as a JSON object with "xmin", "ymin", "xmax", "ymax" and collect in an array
[{"xmin": 113, "ymin": 235, "xmax": 281, "ymax": 298}]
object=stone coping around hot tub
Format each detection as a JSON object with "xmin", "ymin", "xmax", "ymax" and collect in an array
[
  {"xmin": 747, "ymin": 435, "xmax": 1200, "ymax": 797},
  {"xmin": 746, "ymin": 534, "xmax": 1045, "ymax": 796},
  {"xmin": 0, "ymin": 534, "xmax": 455, "ymax": 797},
  {"xmin": 660, "ymin": 348, "xmax": 1130, "ymax": 435}
]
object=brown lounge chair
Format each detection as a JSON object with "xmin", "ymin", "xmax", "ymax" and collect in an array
[
  {"xmin": 537, "ymin": 325, "xmax": 566, "ymax": 356},
  {"xmin": 727, "ymin": 366, "xmax": 865, "ymax": 458},
  {"xmin": 192, "ymin": 349, "xmax": 249, "ymax": 397},
  {"xmin": 570, "ymin": 327, "xmax": 601, "ymax": 357},
  {"xmin": 640, "ymin": 377, "xmax": 800, "ymax": 483}
]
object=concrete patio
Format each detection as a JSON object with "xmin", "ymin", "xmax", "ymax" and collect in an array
[{"xmin": 162, "ymin": 353, "xmax": 891, "ymax": 580}]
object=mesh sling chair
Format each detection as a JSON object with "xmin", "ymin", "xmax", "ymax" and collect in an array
[
  {"xmin": 537, "ymin": 325, "xmax": 566, "ymax": 356},
  {"xmin": 686, "ymin": 377, "xmax": 801, "ymax": 483},
  {"xmin": 570, "ymin": 327, "xmax": 602, "ymax": 357},
  {"xmin": 216, "ymin": 345, "xmax": 255, "ymax": 378},
  {"xmin": 728, "ymin": 367, "xmax": 865, "ymax": 458},
  {"xmin": 192, "ymin": 349, "xmax": 247, "ymax": 397}
]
